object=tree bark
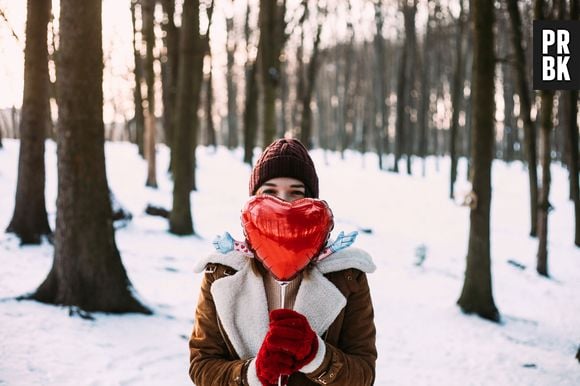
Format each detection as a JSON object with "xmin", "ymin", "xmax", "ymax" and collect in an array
[
  {"xmin": 373, "ymin": 0, "xmax": 387, "ymax": 170},
  {"xmin": 536, "ymin": 90, "xmax": 554, "ymax": 276},
  {"xmin": 457, "ymin": 0, "xmax": 499, "ymax": 322},
  {"xmin": 33, "ymin": 0, "xmax": 149, "ymax": 313},
  {"xmin": 567, "ymin": 0, "xmax": 579, "ymax": 246},
  {"xmin": 160, "ymin": 0, "xmax": 179, "ymax": 170},
  {"xmin": 142, "ymin": 0, "xmax": 158, "ymax": 188},
  {"xmin": 243, "ymin": 2, "xmax": 258, "ymax": 165},
  {"xmin": 395, "ymin": 1, "xmax": 415, "ymax": 173},
  {"xmin": 258, "ymin": 0, "xmax": 286, "ymax": 146},
  {"xmin": 535, "ymin": 0, "xmax": 557, "ymax": 276},
  {"xmin": 169, "ymin": 0, "xmax": 203, "ymax": 235},
  {"xmin": 6, "ymin": 0, "xmax": 52, "ymax": 244},
  {"xmin": 450, "ymin": 0, "xmax": 465, "ymax": 199},
  {"xmin": 130, "ymin": 0, "xmax": 145, "ymax": 157},
  {"xmin": 417, "ymin": 1, "xmax": 433, "ymax": 176},
  {"xmin": 226, "ymin": 14, "xmax": 238, "ymax": 149},
  {"xmin": 506, "ymin": 0, "xmax": 539, "ymax": 237},
  {"xmin": 394, "ymin": 37, "xmax": 407, "ymax": 173},
  {"xmin": 299, "ymin": 10, "xmax": 323, "ymax": 149},
  {"xmin": 404, "ymin": 0, "xmax": 418, "ymax": 176},
  {"xmin": 205, "ymin": 66, "xmax": 217, "ymax": 147}
]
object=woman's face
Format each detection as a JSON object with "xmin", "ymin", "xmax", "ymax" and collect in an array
[{"xmin": 256, "ymin": 177, "xmax": 306, "ymax": 202}]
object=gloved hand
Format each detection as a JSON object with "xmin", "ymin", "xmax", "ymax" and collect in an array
[
  {"xmin": 328, "ymin": 230, "xmax": 358, "ymax": 253},
  {"xmin": 255, "ymin": 309, "xmax": 318, "ymax": 385},
  {"xmin": 212, "ymin": 231, "xmax": 234, "ymax": 253}
]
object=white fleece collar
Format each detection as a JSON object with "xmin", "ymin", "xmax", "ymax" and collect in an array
[{"xmin": 195, "ymin": 247, "xmax": 375, "ymax": 359}]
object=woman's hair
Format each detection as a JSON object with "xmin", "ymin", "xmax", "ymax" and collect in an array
[{"xmin": 249, "ymin": 138, "xmax": 319, "ymax": 198}]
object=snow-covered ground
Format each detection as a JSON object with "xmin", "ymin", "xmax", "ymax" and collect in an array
[{"xmin": 0, "ymin": 139, "xmax": 578, "ymax": 386}]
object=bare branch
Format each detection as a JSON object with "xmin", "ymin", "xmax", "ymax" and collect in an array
[{"xmin": 0, "ymin": 7, "xmax": 21, "ymax": 43}]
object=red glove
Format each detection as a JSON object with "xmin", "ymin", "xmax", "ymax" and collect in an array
[{"xmin": 255, "ymin": 309, "xmax": 318, "ymax": 385}]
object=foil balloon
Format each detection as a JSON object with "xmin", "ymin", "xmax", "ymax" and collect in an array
[{"xmin": 241, "ymin": 195, "xmax": 334, "ymax": 281}]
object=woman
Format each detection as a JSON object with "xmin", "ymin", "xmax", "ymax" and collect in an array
[{"xmin": 189, "ymin": 138, "xmax": 377, "ymax": 385}]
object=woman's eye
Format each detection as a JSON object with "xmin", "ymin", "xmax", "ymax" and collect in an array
[
  {"xmin": 262, "ymin": 189, "xmax": 276, "ymax": 195},
  {"xmin": 292, "ymin": 191, "xmax": 305, "ymax": 196}
]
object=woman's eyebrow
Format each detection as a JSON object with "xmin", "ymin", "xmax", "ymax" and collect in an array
[
  {"xmin": 262, "ymin": 182, "xmax": 278, "ymax": 187},
  {"xmin": 290, "ymin": 184, "xmax": 305, "ymax": 188}
]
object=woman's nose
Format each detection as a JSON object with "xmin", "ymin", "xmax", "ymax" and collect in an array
[{"xmin": 275, "ymin": 192, "xmax": 295, "ymax": 202}]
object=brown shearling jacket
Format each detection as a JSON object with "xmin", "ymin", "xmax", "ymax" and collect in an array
[{"xmin": 189, "ymin": 250, "xmax": 377, "ymax": 386}]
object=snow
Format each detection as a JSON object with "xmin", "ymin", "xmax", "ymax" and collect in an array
[{"xmin": 0, "ymin": 139, "xmax": 578, "ymax": 386}]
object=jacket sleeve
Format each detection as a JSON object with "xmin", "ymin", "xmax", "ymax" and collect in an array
[
  {"xmin": 189, "ymin": 266, "xmax": 249, "ymax": 385},
  {"xmin": 303, "ymin": 270, "xmax": 377, "ymax": 385}
]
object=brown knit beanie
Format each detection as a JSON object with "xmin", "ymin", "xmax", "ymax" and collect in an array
[{"xmin": 249, "ymin": 138, "xmax": 319, "ymax": 198}]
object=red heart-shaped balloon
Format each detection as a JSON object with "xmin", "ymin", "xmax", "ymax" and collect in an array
[{"xmin": 241, "ymin": 195, "xmax": 334, "ymax": 281}]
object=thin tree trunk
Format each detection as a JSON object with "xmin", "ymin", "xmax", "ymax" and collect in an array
[
  {"xmin": 536, "ymin": 90, "xmax": 554, "ymax": 276},
  {"xmin": 373, "ymin": 0, "xmax": 387, "ymax": 170},
  {"xmin": 394, "ymin": 38, "xmax": 407, "ymax": 173},
  {"xmin": 405, "ymin": 0, "xmax": 418, "ymax": 176},
  {"xmin": 225, "ymin": 14, "xmax": 238, "ymax": 149},
  {"xmin": 160, "ymin": 0, "xmax": 179, "ymax": 170},
  {"xmin": 457, "ymin": 0, "xmax": 499, "ymax": 322},
  {"xmin": 11, "ymin": 106, "xmax": 18, "ymax": 138},
  {"xmin": 464, "ymin": 23, "xmax": 474, "ymax": 179},
  {"xmin": 169, "ymin": 0, "xmax": 202, "ymax": 235},
  {"xmin": 417, "ymin": 1, "xmax": 433, "ymax": 176},
  {"xmin": 130, "ymin": 0, "xmax": 145, "ymax": 157},
  {"xmin": 299, "ymin": 10, "xmax": 323, "ymax": 149},
  {"xmin": 243, "ymin": 3, "xmax": 258, "ymax": 165},
  {"xmin": 506, "ymin": 0, "xmax": 539, "ymax": 236},
  {"xmin": 450, "ymin": 0, "xmax": 465, "ymax": 199},
  {"xmin": 567, "ymin": 0, "xmax": 579, "ymax": 246},
  {"xmin": 502, "ymin": 68, "xmax": 516, "ymax": 162},
  {"xmin": 33, "ymin": 0, "xmax": 149, "ymax": 313},
  {"xmin": 142, "ymin": 0, "xmax": 157, "ymax": 188},
  {"xmin": 340, "ymin": 14, "xmax": 355, "ymax": 157},
  {"xmin": 243, "ymin": 61, "xmax": 259, "ymax": 165},
  {"xmin": 293, "ymin": 3, "xmax": 307, "ymax": 135},
  {"xmin": 535, "ymin": 0, "xmax": 558, "ymax": 275},
  {"xmin": 205, "ymin": 66, "xmax": 216, "ymax": 147},
  {"xmin": 6, "ymin": 0, "xmax": 52, "ymax": 244},
  {"xmin": 258, "ymin": 0, "xmax": 286, "ymax": 146}
]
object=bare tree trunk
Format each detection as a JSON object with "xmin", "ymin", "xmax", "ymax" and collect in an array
[
  {"xmin": 299, "ymin": 8, "xmax": 323, "ymax": 149},
  {"xmin": 160, "ymin": 0, "xmax": 179, "ymax": 170},
  {"xmin": 225, "ymin": 14, "xmax": 238, "ymax": 149},
  {"xmin": 142, "ymin": 0, "xmax": 157, "ymax": 188},
  {"xmin": 243, "ymin": 2, "xmax": 258, "ymax": 164},
  {"xmin": 502, "ymin": 68, "xmax": 516, "ymax": 162},
  {"xmin": 450, "ymin": 0, "xmax": 465, "ymax": 199},
  {"xmin": 33, "ymin": 0, "xmax": 149, "ymax": 313},
  {"xmin": 340, "ymin": 12, "xmax": 355, "ymax": 157},
  {"xmin": 373, "ymin": 0, "xmax": 387, "ymax": 170},
  {"xmin": 293, "ymin": 2, "xmax": 307, "ymax": 135},
  {"xmin": 258, "ymin": 0, "xmax": 286, "ymax": 146},
  {"xmin": 506, "ymin": 0, "xmax": 539, "ymax": 236},
  {"xmin": 567, "ymin": 0, "xmax": 579, "ymax": 246},
  {"xmin": 394, "ymin": 39, "xmax": 407, "ymax": 173},
  {"xmin": 535, "ymin": 0, "xmax": 557, "ymax": 277},
  {"xmin": 11, "ymin": 106, "xmax": 18, "ymax": 137},
  {"xmin": 465, "ymin": 32, "xmax": 474, "ymax": 179},
  {"xmin": 6, "ymin": 0, "xmax": 52, "ymax": 244},
  {"xmin": 169, "ymin": 0, "xmax": 203, "ymax": 235},
  {"xmin": 417, "ymin": 0, "xmax": 433, "ymax": 176},
  {"xmin": 205, "ymin": 65, "xmax": 216, "ymax": 147},
  {"xmin": 130, "ymin": 0, "xmax": 145, "ymax": 157},
  {"xmin": 457, "ymin": 0, "xmax": 499, "ymax": 322},
  {"xmin": 536, "ymin": 90, "xmax": 554, "ymax": 276},
  {"xmin": 405, "ymin": 0, "xmax": 418, "ymax": 176}
]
